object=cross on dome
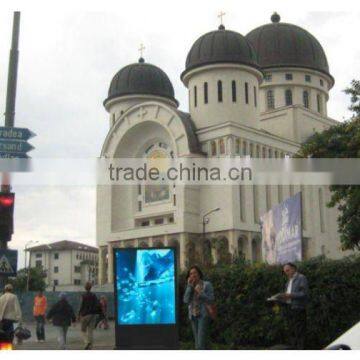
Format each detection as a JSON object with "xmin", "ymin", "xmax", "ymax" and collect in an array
[
  {"xmin": 217, "ymin": 11, "xmax": 226, "ymax": 30},
  {"xmin": 138, "ymin": 43, "xmax": 145, "ymax": 63}
]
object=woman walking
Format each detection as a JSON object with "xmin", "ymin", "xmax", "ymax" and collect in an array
[
  {"xmin": 46, "ymin": 293, "xmax": 76, "ymax": 350},
  {"xmin": 183, "ymin": 266, "xmax": 215, "ymax": 350}
]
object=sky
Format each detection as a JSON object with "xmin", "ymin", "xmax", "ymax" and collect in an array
[{"xmin": 0, "ymin": 0, "xmax": 359, "ymax": 268}]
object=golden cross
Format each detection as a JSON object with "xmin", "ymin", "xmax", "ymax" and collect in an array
[
  {"xmin": 218, "ymin": 11, "xmax": 226, "ymax": 25},
  {"xmin": 138, "ymin": 43, "xmax": 145, "ymax": 58}
]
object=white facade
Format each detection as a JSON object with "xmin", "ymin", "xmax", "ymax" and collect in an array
[{"xmin": 96, "ymin": 16, "xmax": 352, "ymax": 286}]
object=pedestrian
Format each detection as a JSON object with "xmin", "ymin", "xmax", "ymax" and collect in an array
[
  {"xmin": 0, "ymin": 284, "xmax": 22, "ymax": 344},
  {"xmin": 98, "ymin": 295, "xmax": 109, "ymax": 330},
  {"xmin": 46, "ymin": 292, "xmax": 76, "ymax": 350},
  {"xmin": 78, "ymin": 282, "xmax": 102, "ymax": 350},
  {"xmin": 183, "ymin": 266, "xmax": 215, "ymax": 350},
  {"xmin": 278, "ymin": 262, "xmax": 309, "ymax": 349},
  {"xmin": 33, "ymin": 290, "xmax": 47, "ymax": 342}
]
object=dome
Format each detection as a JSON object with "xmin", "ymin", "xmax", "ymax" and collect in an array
[
  {"xmin": 104, "ymin": 58, "xmax": 178, "ymax": 106},
  {"xmin": 181, "ymin": 25, "xmax": 259, "ymax": 80},
  {"xmin": 246, "ymin": 13, "xmax": 333, "ymax": 80}
]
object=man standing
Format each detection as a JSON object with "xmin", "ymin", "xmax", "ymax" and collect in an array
[
  {"xmin": 0, "ymin": 284, "xmax": 22, "ymax": 343},
  {"xmin": 279, "ymin": 263, "xmax": 309, "ymax": 349},
  {"xmin": 33, "ymin": 290, "xmax": 47, "ymax": 342},
  {"xmin": 78, "ymin": 282, "xmax": 102, "ymax": 350}
]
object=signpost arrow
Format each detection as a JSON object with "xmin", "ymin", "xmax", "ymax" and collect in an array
[
  {"xmin": 0, "ymin": 139, "xmax": 34, "ymax": 153},
  {"xmin": 0, "ymin": 126, "xmax": 36, "ymax": 141},
  {"xmin": 0, "ymin": 152, "xmax": 29, "ymax": 159}
]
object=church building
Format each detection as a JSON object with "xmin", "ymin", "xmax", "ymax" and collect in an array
[{"xmin": 97, "ymin": 13, "xmax": 343, "ymax": 286}]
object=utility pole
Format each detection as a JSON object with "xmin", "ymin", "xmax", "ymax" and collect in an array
[{"xmin": 0, "ymin": 12, "xmax": 21, "ymax": 289}]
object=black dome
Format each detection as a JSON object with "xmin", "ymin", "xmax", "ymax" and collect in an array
[
  {"xmin": 182, "ymin": 26, "xmax": 259, "ymax": 79},
  {"xmin": 246, "ymin": 13, "xmax": 332, "ymax": 79},
  {"xmin": 104, "ymin": 59, "xmax": 177, "ymax": 105}
]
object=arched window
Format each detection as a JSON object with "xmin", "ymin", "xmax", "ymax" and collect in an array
[
  {"xmin": 303, "ymin": 90, "xmax": 310, "ymax": 108},
  {"xmin": 266, "ymin": 90, "xmax": 275, "ymax": 109},
  {"xmin": 194, "ymin": 86, "xmax": 197, "ymax": 107},
  {"xmin": 242, "ymin": 141, "xmax": 247, "ymax": 156},
  {"xmin": 235, "ymin": 138, "xmax": 240, "ymax": 154},
  {"xmin": 217, "ymin": 80, "xmax": 223, "ymax": 102},
  {"xmin": 219, "ymin": 138, "xmax": 225, "ymax": 154},
  {"xmin": 285, "ymin": 89, "xmax": 293, "ymax": 106},
  {"xmin": 204, "ymin": 82, "xmax": 208, "ymax": 104},
  {"xmin": 249, "ymin": 143, "xmax": 254, "ymax": 157},
  {"xmin": 253, "ymin": 86, "xmax": 257, "ymax": 107},
  {"xmin": 245, "ymin": 82, "xmax": 249, "ymax": 104},
  {"xmin": 211, "ymin": 140, "xmax": 217, "ymax": 156},
  {"xmin": 317, "ymin": 94, "xmax": 322, "ymax": 113},
  {"xmin": 232, "ymin": 80, "xmax": 237, "ymax": 102}
]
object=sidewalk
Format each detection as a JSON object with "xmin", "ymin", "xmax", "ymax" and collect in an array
[{"xmin": 14, "ymin": 321, "xmax": 115, "ymax": 350}]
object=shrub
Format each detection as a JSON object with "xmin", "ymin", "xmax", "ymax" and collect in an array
[{"xmin": 179, "ymin": 255, "xmax": 360, "ymax": 349}]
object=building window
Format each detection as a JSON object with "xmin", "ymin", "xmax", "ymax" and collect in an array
[
  {"xmin": 74, "ymin": 279, "xmax": 81, "ymax": 285},
  {"xmin": 35, "ymin": 260, "xmax": 42, "ymax": 268},
  {"xmin": 53, "ymin": 280, "xmax": 58, "ymax": 286},
  {"xmin": 266, "ymin": 90, "xmax": 275, "ymax": 110},
  {"xmin": 217, "ymin": 80, "xmax": 223, "ymax": 102},
  {"xmin": 285, "ymin": 73, "xmax": 293, "ymax": 80},
  {"xmin": 253, "ymin": 86, "xmax": 257, "ymax": 107},
  {"xmin": 194, "ymin": 86, "xmax": 197, "ymax": 107},
  {"xmin": 320, "ymin": 79, "xmax": 324, "ymax": 87},
  {"xmin": 54, "ymin": 253, "xmax": 59, "ymax": 260},
  {"xmin": 249, "ymin": 143, "xmax": 254, "ymax": 157},
  {"xmin": 173, "ymin": 194, "xmax": 176, "ymax": 206},
  {"xmin": 204, "ymin": 82, "xmax": 208, "ymax": 104},
  {"xmin": 264, "ymin": 73, "xmax": 272, "ymax": 82},
  {"xmin": 138, "ymin": 201, "xmax": 142, "ymax": 212},
  {"xmin": 168, "ymin": 216, "xmax": 174, "ymax": 223},
  {"xmin": 303, "ymin": 90, "xmax": 310, "ymax": 108},
  {"xmin": 305, "ymin": 74, "xmax": 311, "ymax": 82},
  {"xmin": 242, "ymin": 141, "xmax": 247, "ymax": 156},
  {"xmin": 211, "ymin": 141, "xmax": 217, "ymax": 156},
  {"xmin": 219, "ymin": 138, "xmax": 225, "ymax": 154},
  {"xmin": 54, "ymin": 266, "xmax": 59, "ymax": 273},
  {"xmin": 245, "ymin": 82, "xmax": 249, "ymax": 104},
  {"xmin": 154, "ymin": 218, "xmax": 164, "ymax": 225},
  {"xmin": 317, "ymin": 94, "xmax": 322, "ymax": 113},
  {"xmin": 285, "ymin": 89, "xmax": 293, "ymax": 106},
  {"xmin": 141, "ymin": 220, "xmax": 150, "ymax": 227},
  {"xmin": 231, "ymin": 80, "xmax": 237, "ymax": 102},
  {"xmin": 235, "ymin": 139, "xmax": 240, "ymax": 154},
  {"xmin": 36, "ymin": 253, "xmax": 42, "ymax": 258},
  {"xmin": 74, "ymin": 266, "xmax": 81, "ymax": 273}
]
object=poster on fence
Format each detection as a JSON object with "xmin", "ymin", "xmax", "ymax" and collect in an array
[{"xmin": 261, "ymin": 192, "xmax": 302, "ymax": 265}]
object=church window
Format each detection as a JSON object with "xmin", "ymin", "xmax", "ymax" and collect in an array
[
  {"xmin": 253, "ymin": 86, "xmax": 257, "ymax": 107},
  {"xmin": 305, "ymin": 74, "xmax": 311, "ymax": 82},
  {"xmin": 262, "ymin": 147, "xmax": 266, "ymax": 158},
  {"xmin": 219, "ymin": 138, "xmax": 225, "ymax": 154},
  {"xmin": 194, "ymin": 86, "xmax": 197, "ymax": 107},
  {"xmin": 249, "ymin": 143, "xmax": 254, "ymax": 157},
  {"xmin": 240, "ymin": 185, "xmax": 245, "ymax": 222},
  {"xmin": 268, "ymin": 148, "xmax": 273, "ymax": 158},
  {"xmin": 173, "ymin": 194, "xmax": 176, "ymax": 206},
  {"xmin": 235, "ymin": 138, "xmax": 240, "ymax": 154},
  {"xmin": 320, "ymin": 79, "xmax": 324, "ymax": 87},
  {"xmin": 217, "ymin": 80, "xmax": 223, "ymax": 102},
  {"xmin": 285, "ymin": 73, "xmax": 293, "ymax": 80},
  {"xmin": 204, "ymin": 82, "xmax": 208, "ymax": 104},
  {"xmin": 242, "ymin": 141, "xmax": 247, "ymax": 156},
  {"xmin": 141, "ymin": 220, "xmax": 150, "ymax": 227},
  {"xmin": 285, "ymin": 89, "xmax": 293, "ymax": 106},
  {"xmin": 245, "ymin": 82, "xmax": 249, "ymax": 104},
  {"xmin": 256, "ymin": 145, "xmax": 260, "ymax": 158},
  {"xmin": 211, "ymin": 141, "xmax": 217, "ymax": 156},
  {"xmin": 138, "ymin": 201, "xmax": 142, "ymax": 212},
  {"xmin": 303, "ymin": 90, "xmax": 310, "ymax": 108},
  {"xmin": 232, "ymin": 80, "xmax": 237, "ymax": 102},
  {"xmin": 264, "ymin": 73, "xmax": 272, "ymax": 82},
  {"xmin": 317, "ymin": 94, "xmax": 322, "ymax": 113},
  {"xmin": 266, "ymin": 90, "xmax": 275, "ymax": 110}
]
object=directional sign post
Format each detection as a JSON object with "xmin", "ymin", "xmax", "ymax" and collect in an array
[
  {"xmin": 0, "ymin": 126, "xmax": 35, "ymax": 159},
  {"xmin": 0, "ymin": 249, "xmax": 18, "ymax": 276}
]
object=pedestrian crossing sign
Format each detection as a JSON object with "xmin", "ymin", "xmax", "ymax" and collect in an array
[{"xmin": 0, "ymin": 249, "xmax": 17, "ymax": 276}]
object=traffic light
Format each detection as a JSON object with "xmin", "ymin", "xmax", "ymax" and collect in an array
[{"xmin": 0, "ymin": 192, "xmax": 15, "ymax": 240}]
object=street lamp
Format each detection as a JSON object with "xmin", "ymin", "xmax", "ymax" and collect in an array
[
  {"xmin": 24, "ymin": 240, "xmax": 38, "ymax": 291},
  {"xmin": 202, "ymin": 207, "xmax": 221, "ymax": 241}
]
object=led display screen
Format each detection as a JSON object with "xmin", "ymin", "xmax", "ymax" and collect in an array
[{"xmin": 115, "ymin": 248, "xmax": 176, "ymax": 325}]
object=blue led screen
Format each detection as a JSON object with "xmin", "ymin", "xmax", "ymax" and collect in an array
[{"xmin": 115, "ymin": 248, "xmax": 176, "ymax": 325}]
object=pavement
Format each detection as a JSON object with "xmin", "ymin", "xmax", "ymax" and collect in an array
[{"xmin": 14, "ymin": 321, "xmax": 115, "ymax": 350}]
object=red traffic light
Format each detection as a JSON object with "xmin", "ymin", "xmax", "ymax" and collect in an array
[{"xmin": 0, "ymin": 194, "xmax": 14, "ymax": 207}]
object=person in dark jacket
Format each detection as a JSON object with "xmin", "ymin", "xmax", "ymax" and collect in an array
[
  {"xmin": 78, "ymin": 282, "xmax": 102, "ymax": 350},
  {"xmin": 46, "ymin": 292, "xmax": 76, "ymax": 350}
]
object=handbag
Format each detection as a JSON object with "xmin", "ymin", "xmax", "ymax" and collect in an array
[
  {"xmin": 14, "ymin": 325, "xmax": 31, "ymax": 340},
  {"xmin": 205, "ymin": 303, "xmax": 217, "ymax": 321}
]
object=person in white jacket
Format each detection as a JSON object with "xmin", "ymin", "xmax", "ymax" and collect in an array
[{"xmin": 0, "ymin": 284, "xmax": 22, "ymax": 342}]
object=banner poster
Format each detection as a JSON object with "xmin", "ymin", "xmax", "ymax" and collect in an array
[{"xmin": 261, "ymin": 192, "xmax": 302, "ymax": 265}]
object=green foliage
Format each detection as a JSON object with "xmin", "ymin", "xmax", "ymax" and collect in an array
[
  {"xmin": 295, "ymin": 80, "xmax": 360, "ymax": 250},
  {"xmin": 179, "ymin": 256, "xmax": 360, "ymax": 349},
  {"xmin": 9, "ymin": 266, "xmax": 47, "ymax": 292}
]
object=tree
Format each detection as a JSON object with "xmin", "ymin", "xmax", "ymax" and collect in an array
[
  {"xmin": 9, "ymin": 266, "xmax": 47, "ymax": 292},
  {"xmin": 296, "ymin": 80, "xmax": 360, "ymax": 250}
]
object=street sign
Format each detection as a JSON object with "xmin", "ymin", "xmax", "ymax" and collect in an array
[
  {"xmin": 0, "ymin": 152, "xmax": 29, "ymax": 159},
  {"xmin": 0, "ymin": 126, "xmax": 36, "ymax": 141},
  {"xmin": 0, "ymin": 249, "xmax": 17, "ymax": 276},
  {"xmin": 0, "ymin": 139, "xmax": 34, "ymax": 153}
]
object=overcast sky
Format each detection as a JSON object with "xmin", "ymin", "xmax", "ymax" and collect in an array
[{"xmin": 0, "ymin": 0, "xmax": 359, "ymax": 268}]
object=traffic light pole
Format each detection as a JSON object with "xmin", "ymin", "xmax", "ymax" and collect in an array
[{"xmin": 0, "ymin": 12, "xmax": 21, "ymax": 289}]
